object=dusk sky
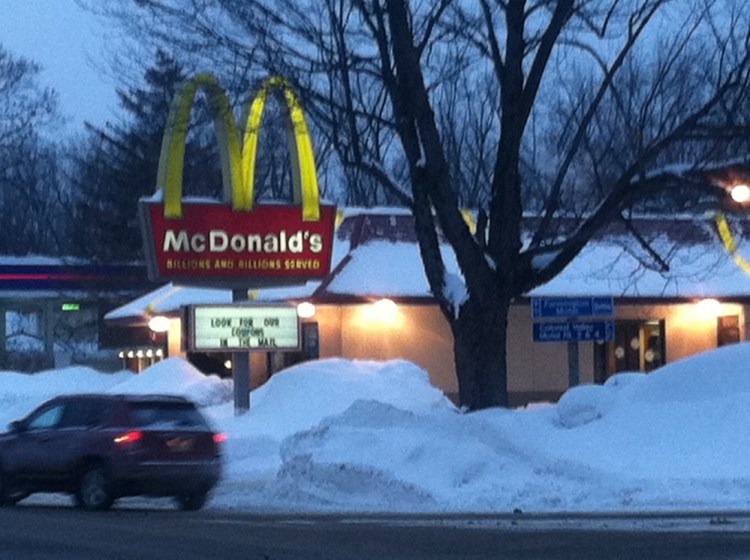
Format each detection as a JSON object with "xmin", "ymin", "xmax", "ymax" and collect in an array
[{"xmin": 0, "ymin": 0, "xmax": 118, "ymax": 131}]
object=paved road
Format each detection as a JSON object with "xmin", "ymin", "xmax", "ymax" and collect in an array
[{"xmin": 4, "ymin": 504, "xmax": 750, "ymax": 559}]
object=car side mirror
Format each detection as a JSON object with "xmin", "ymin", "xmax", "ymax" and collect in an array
[{"xmin": 9, "ymin": 420, "xmax": 25, "ymax": 433}]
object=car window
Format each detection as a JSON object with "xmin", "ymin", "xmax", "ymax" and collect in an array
[
  {"xmin": 58, "ymin": 400, "xmax": 110, "ymax": 429},
  {"xmin": 26, "ymin": 404, "xmax": 65, "ymax": 431},
  {"xmin": 129, "ymin": 403, "xmax": 209, "ymax": 430}
]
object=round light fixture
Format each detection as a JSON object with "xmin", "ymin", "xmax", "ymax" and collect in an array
[
  {"xmin": 731, "ymin": 184, "xmax": 750, "ymax": 203},
  {"xmin": 296, "ymin": 301, "xmax": 317, "ymax": 319},
  {"xmin": 371, "ymin": 298, "xmax": 398, "ymax": 323},
  {"xmin": 148, "ymin": 315, "xmax": 171, "ymax": 333},
  {"xmin": 696, "ymin": 298, "xmax": 721, "ymax": 317}
]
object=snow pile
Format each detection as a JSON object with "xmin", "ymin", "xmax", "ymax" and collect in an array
[
  {"xmin": 5, "ymin": 345, "xmax": 750, "ymax": 513},
  {"xmin": 218, "ymin": 344, "xmax": 750, "ymax": 512},
  {"xmin": 233, "ymin": 358, "xmax": 454, "ymax": 439},
  {"xmin": 0, "ymin": 359, "xmax": 231, "ymax": 423},
  {"xmin": 211, "ymin": 358, "xmax": 456, "ymax": 501},
  {"xmin": 0, "ymin": 367, "xmax": 132, "ymax": 424},
  {"xmin": 109, "ymin": 357, "xmax": 232, "ymax": 407}
]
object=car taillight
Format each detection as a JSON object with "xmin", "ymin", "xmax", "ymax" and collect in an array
[
  {"xmin": 212, "ymin": 432, "xmax": 228, "ymax": 444},
  {"xmin": 114, "ymin": 430, "xmax": 143, "ymax": 445}
]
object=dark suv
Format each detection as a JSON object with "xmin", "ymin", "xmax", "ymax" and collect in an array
[{"xmin": 0, "ymin": 393, "xmax": 224, "ymax": 511}]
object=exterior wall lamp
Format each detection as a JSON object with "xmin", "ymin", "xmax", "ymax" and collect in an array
[
  {"xmin": 696, "ymin": 298, "xmax": 721, "ymax": 317},
  {"xmin": 296, "ymin": 301, "xmax": 317, "ymax": 319},
  {"xmin": 369, "ymin": 298, "xmax": 399, "ymax": 324},
  {"xmin": 730, "ymin": 184, "xmax": 750, "ymax": 204},
  {"xmin": 147, "ymin": 315, "xmax": 171, "ymax": 333}
]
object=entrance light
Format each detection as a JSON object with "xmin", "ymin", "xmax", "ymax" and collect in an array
[
  {"xmin": 370, "ymin": 298, "xmax": 399, "ymax": 324},
  {"xmin": 731, "ymin": 184, "xmax": 750, "ymax": 204},
  {"xmin": 696, "ymin": 298, "xmax": 721, "ymax": 317},
  {"xmin": 148, "ymin": 315, "xmax": 171, "ymax": 333},
  {"xmin": 296, "ymin": 301, "xmax": 316, "ymax": 319}
]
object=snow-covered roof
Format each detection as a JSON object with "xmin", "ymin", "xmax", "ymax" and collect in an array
[
  {"xmin": 104, "ymin": 283, "xmax": 231, "ymax": 322},
  {"xmin": 104, "ymin": 281, "xmax": 327, "ymax": 323},
  {"xmin": 318, "ymin": 241, "xmax": 459, "ymax": 298},
  {"xmin": 529, "ymin": 238, "xmax": 750, "ymax": 299}
]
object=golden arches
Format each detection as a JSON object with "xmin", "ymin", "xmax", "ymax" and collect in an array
[
  {"xmin": 157, "ymin": 73, "xmax": 320, "ymax": 221},
  {"xmin": 158, "ymin": 73, "xmax": 243, "ymax": 219},
  {"xmin": 241, "ymin": 76, "xmax": 320, "ymax": 221},
  {"xmin": 714, "ymin": 212, "xmax": 750, "ymax": 275}
]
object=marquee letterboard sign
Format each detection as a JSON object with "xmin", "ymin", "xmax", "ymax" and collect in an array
[{"xmin": 190, "ymin": 305, "xmax": 300, "ymax": 352}]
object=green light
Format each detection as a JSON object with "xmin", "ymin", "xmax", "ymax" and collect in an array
[{"xmin": 61, "ymin": 303, "xmax": 81, "ymax": 312}]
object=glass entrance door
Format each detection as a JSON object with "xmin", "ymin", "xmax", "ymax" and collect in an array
[{"xmin": 594, "ymin": 319, "xmax": 665, "ymax": 382}]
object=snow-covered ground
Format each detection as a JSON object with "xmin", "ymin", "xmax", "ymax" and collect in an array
[{"xmin": 2, "ymin": 344, "xmax": 750, "ymax": 514}]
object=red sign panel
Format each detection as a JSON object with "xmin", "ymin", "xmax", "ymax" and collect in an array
[{"xmin": 140, "ymin": 201, "xmax": 337, "ymax": 285}]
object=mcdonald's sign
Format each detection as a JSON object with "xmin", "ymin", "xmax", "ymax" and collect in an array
[{"xmin": 140, "ymin": 74, "xmax": 336, "ymax": 285}]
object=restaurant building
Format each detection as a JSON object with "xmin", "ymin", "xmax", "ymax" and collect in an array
[{"xmin": 105, "ymin": 208, "xmax": 750, "ymax": 405}]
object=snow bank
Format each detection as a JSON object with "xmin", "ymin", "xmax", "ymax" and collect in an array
[
  {"xmin": 213, "ymin": 358, "xmax": 456, "ymax": 497},
  {"xmin": 109, "ymin": 357, "xmax": 232, "ymax": 407},
  {"xmin": 0, "ymin": 358, "xmax": 232, "ymax": 426},
  {"xmin": 230, "ymin": 358, "xmax": 455, "ymax": 439},
  {"xmin": 247, "ymin": 345, "xmax": 750, "ymax": 512},
  {"xmin": 6, "ymin": 346, "xmax": 750, "ymax": 513},
  {"xmin": 0, "ymin": 367, "xmax": 131, "ymax": 424}
]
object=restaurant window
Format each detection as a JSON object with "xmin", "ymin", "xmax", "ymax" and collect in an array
[
  {"xmin": 6, "ymin": 309, "xmax": 44, "ymax": 352},
  {"xmin": 717, "ymin": 315, "xmax": 741, "ymax": 347},
  {"xmin": 594, "ymin": 320, "xmax": 665, "ymax": 383}
]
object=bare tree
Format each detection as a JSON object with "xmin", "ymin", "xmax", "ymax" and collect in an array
[
  {"xmin": 94, "ymin": 0, "xmax": 750, "ymax": 409},
  {"xmin": 0, "ymin": 45, "xmax": 64, "ymax": 255}
]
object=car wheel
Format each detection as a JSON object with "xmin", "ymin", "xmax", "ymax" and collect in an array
[
  {"xmin": 176, "ymin": 491, "xmax": 208, "ymax": 511},
  {"xmin": 76, "ymin": 465, "xmax": 114, "ymax": 511},
  {"xmin": 0, "ymin": 467, "xmax": 27, "ymax": 506}
]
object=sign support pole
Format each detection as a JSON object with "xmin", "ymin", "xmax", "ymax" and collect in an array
[
  {"xmin": 567, "ymin": 313, "xmax": 580, "ymax": 387},
  {"xmin": 567, "ymin": 340, "xmax": 580, "ymax": 387},
  {"xmin": 232, "ymin": 288, "xmax": 251, "ymax": 415}
]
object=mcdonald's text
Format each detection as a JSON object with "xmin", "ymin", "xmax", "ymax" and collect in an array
[{"xmin": 162, "ymin": 229, "xmax": 324, "ymax": 254}]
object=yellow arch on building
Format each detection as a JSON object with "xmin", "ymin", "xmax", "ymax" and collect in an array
[
  {"xmin": 714, "ymin": 211, "xmax": 750, "ymax": 275},
  {"xmin": 157, "ymin": 72, "xmax": 243, "ymax": 219},
  {"xmin": 240, "ymin": 76, "xmax": 320, "ymax": 221}
]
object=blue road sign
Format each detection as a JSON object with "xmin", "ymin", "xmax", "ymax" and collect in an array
[
  {"xmin": 533, "ymin": 320, "xmax": 615, "ymax": 343},
  {"xmin": 531, "ymin": 297, "xmax": 614, "ymax": 319}
]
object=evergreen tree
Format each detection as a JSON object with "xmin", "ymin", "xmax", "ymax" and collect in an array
[{"xmin": 70, "ymin": 50, "xmax": 221, "ymax": 261}]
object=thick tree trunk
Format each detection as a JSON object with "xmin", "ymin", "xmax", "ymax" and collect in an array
[{"xmin": 452, "ymin": 292, "xmax": 510, "ymax": 410}]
